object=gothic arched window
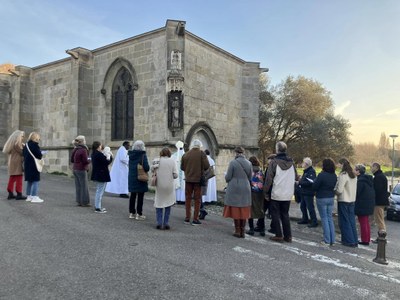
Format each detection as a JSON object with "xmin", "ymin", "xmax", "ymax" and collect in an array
[{"xmin": 112, "ymin": 68, "xmax": 134, "ymax": 140}]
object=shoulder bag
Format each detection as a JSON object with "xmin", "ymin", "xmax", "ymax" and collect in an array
[
  {"xmin": 137, "ymin": 154, "xmax": 149, "ymax": 182},
  {"xmin": 26, "ymin": 143, "xmax": 45, "ymax": 172}
]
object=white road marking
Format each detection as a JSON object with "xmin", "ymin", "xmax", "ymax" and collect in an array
[{"xmin": 242, "ymin": 236, "xmax": 400, "ymax": 284}]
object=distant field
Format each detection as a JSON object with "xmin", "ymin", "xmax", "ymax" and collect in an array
[{"xmin": 306, "ymin": 165, "xmax": 399, "ymax": 176}]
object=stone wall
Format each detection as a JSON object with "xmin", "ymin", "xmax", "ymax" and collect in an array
[{"xmin": 0, "ymin": 20, "xmax": 265, "ymax": 192}]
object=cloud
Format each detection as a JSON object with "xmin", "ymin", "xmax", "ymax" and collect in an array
[{"xmin": 335, "ymin": 100, "xmax": 351, "ymax": 115}]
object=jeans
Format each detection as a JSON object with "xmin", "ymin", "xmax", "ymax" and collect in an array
[
  {"xmin": 129, "ymin": 192, "xmax": 144, "ymax": 215},
  {"xmin": 299, "ymin": 195, "xmax": 309, "ymax": 221},
  {"xmin": 316, "ymin": 197, "xmax": 335, "ymax": 244},
  {"xmin": 94, "ymin": 181, "xmax": 107, "ymax": 209},
  {"xmin": 156, "ymin": 206, "xmax": 172, "ymax": 226},
  {"xmin": 337, "ymin": 202, "xmax": 358, "ymax": 245},
  {"xmin": 303, "ymin": 195, "xmax": 317, "ymax": 224},
  {"xmin": 26, "ymin": 181, "xmax": 39, "ymax": 197},
  {"xmin": 270, "ymin": 200, "xmax": 291, "ymax": 238}
]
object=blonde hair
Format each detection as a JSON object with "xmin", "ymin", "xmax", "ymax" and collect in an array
[
  {"xmin": 28, "ymin": 132, "xmax": 40, "ymax": 142},
  {"xmin": 2, "ymin": 130, "xmax": 25, "ymax": 154}
]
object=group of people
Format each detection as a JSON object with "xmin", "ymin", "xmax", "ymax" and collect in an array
[
  {"xmin": 296, "ymin": 156, "xmax": 388, "ymax": 247},
  {"xmin": 68, "ymin": 136, "xmax": 217, "ymax": 230},
  {"xmin": 3, "ymin": 130, "xmax": 45, "ymax": 203},
  {"xmin": 3, "ymin": 131, "xmax": 389, "ymax": 246},
  {"xmin": 222, "ymin": 141, "xmax": 389, "ymax": 248}
]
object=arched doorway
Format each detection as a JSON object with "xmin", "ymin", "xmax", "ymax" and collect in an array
[{"xmin": 185, "ymin": 122, "xmax": 218, "ymax": 158}]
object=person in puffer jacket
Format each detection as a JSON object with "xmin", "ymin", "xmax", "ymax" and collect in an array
[{"xmin": 264, "ymin": 141, "xmax": 297, "ymax": 243}]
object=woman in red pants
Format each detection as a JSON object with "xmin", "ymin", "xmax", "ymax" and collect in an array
[
  {"xmin": 354, "ymin": 164, "xmax": 375, "ymax": 246},
  {"xmin": 2, "ymin": 130, "xmax": 27, "ymax": 200}
]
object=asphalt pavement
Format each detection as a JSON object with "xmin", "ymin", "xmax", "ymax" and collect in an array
[{"xmin": 1, "ymin": 167, "xmax": 400, "ymax": 300}]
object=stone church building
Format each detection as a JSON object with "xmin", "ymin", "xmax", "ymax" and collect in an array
[{"xmin": 0, "ymin": 20, "xmax": 267, "ymax": 190}]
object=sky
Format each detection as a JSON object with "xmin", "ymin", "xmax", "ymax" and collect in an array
[{"xmin": 1, "ymin": 0, "xmax": 399, "ymax": 145}]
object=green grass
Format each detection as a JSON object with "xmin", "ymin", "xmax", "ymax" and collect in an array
[{"xmin": 308, "ymin": 166, "xmax": 399, "ymax": 176}]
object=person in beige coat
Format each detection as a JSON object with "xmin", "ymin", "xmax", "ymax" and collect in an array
[
  {"xmin": 2, "ymin": 130, "xmax": 27, "ymax": 200},
  {"xmin": 334, "ymin": 158, "xmax": 358, "ymax": 247},
  {"xmin": 152, "ymin": 148, "xmax": 178, "ymax": 230}
]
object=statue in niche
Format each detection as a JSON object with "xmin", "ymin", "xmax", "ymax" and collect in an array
[
  {"xmin": 171, "ymin": 50, "xmax": 181, "ymax": 70},
  {"xmin": 168, "ymin": 92, "xmax": 183, "ymax": 130}
]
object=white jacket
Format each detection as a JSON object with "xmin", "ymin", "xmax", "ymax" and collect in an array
[{"xmin": 335, "ymin": 172, "xmax": 357, "ymax": 203}]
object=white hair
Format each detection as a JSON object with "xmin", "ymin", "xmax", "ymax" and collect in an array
[
  {"xmin": 303, "ymin": 157, "xmax": 312, "ymax": 167},
  {"xmin": 132, "ymin": 140, "xmax": 146, "ymax": 151},
  {"xmin": 190, "ymin": 139, "xmax": 202, "ymax": 149}
]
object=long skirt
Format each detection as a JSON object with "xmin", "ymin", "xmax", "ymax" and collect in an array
[{"xmin": 223, "ymin": 205, "xmax": 251, "ymax": 219}]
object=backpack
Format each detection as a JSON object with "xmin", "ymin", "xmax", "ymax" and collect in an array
[{"xmin": 251, "ymin": 170, "xmax": 264, "ymax": 193}]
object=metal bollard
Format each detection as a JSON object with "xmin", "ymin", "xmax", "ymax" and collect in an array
[{"xmin": 373, "ymin": 231, "xmax": 388, "ymax": 265}]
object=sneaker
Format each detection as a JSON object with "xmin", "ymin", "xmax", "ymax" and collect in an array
[
  {"xmin": 129, "ymin": 213, "xmax": 136, "ymax": 219},
  {"xmin": 31, "ymin": 196, "xmax": 44, "ymax": 203},
  {"xmin": 156, "ymin": 225, "xmax": 162, "ymax": 230},
  {"xmin": 26, "ymin": 196, "xmax": 33, "ymax": 202},
  {"xmin": 183, "ymin": 219, "xmax": 191, "ymax": 225},
  {"xmin": 136, "ymin": 214, "xmax": 146, "ymax": 220},
  {"xmin": 95, "ymin": 208, "xmax": 106, "ymax": 214},
  {"xmin": 164, "ymin": 225, "xmax": 171, "ymax": 230},
  {"xmin": 320, "ymin": 240, "xmax": 330, "ymax": 246},
  {"xmin": 191, "ymin": 219, "xmax": 202, "ymax": 226}
]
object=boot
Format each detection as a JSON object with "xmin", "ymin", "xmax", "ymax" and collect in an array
[
  {"xmin": 233, "ymin": 219, "xmax": 241, "ymax": 238},
  {"xmin": 7, "ymin": 192, "xmax": 16, "ymax": 200},
  {"xmin": 240, "ymin": 219, "xmax": 246, "ymax": 238},
  {"xmin": 15, "ymin": 193, "xmax": 27, "ymax": 200},
  {"xmin": 246, "ymin": 218, "xmax": 254, "ymax": 235}
]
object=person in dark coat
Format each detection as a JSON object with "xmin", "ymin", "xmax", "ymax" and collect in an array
[
  {"xmin": 91, "ymin": 141, "xmax": 113, "ymax": 213},
  {"xmin": 313, "ymin": 158, "xmax": 337, "ymax": 246},
  {"xmin": 23, "ymin": 132, "xmax": 44, "ymax": 203},
  {"xmin": 354, "ymin": 164, "xmax": 376, "ymax": 246},
  {"xmin": 298, "ymin": 157, "xmax": 318, "ymax": 227},
  {"xmin": 371, "ymin": 162, "xmax": 389, "ymax": 242},
  {"xmin": 128, "ymin": 140, "xmax": 150, "ymax": 220}
]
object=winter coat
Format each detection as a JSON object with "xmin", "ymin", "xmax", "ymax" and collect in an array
[
  {"xmin": 313, "ymin": 171, "xmax": 337, "ymax": 199},
  {"xmin": 299, "ymin": 166, "xmax": 316, "ymax": 196},
  {"xmin": 91, "ymin": 150, "xmax": 112, "ymax": 182},
  {"xmin": 335, "ymin": 172, "xmax": 357, "ymax": 203},
  {"xmin": 128, "ymin": 150, "xmax": 150, "ymax": 193},
  {"xmin": 264, "ymin": 153, "xmax": 297, "ymax": 201},
  {"xmin": 180, "ymin": 148, "xmax": 210, "ymax": 183},
  {"xmin": 23, "ymin": 140, "xmax": 42, "ymax": 182},
  {"xmin": 71, "ymin": 145, "xmax": 90, "ymax": 171},
  {"xmin": 355, "ymin": 174, "xmax": 375, "ymax": 216},
  {"xmin": 224, "ymin": 155, "xmax": 252, "ymax": 207},
  {"xmin": 154, "ymin": 156, "xmax": 178, "ymax": 208},
  {"xmin": 7, "ymin": 144, "xmax": 24, "ymax": 176},
  {"xmin": 373, "ymin": 170, "xmax": 389, "ymax": 206}
]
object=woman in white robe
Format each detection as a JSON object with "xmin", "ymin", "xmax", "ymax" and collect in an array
[
  {"xmin": 202, "ymin": 152, "xmax": 217, "ymax": 203},
  {"xmin": 105, "ymin": 141, "xmax": 130, "ymax": 197},
  {"xmin": 172, "ymin": 141, "xmax": 185, "ymax": 203}
]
